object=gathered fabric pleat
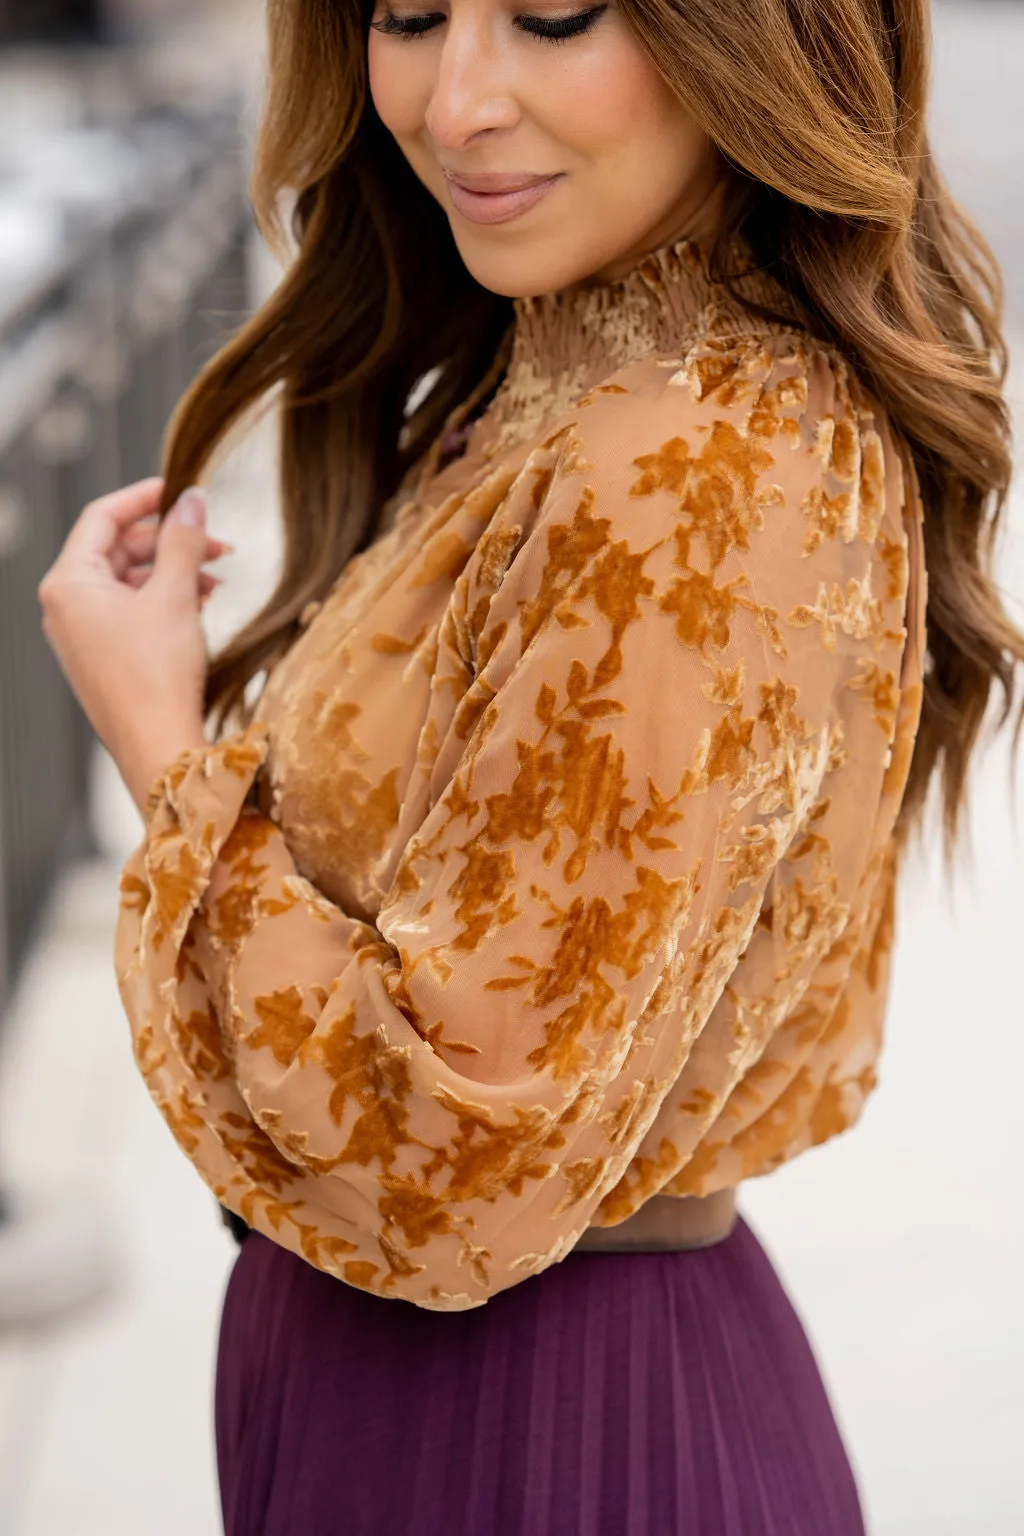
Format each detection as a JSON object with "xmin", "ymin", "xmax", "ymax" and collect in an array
[{"xmin": 215, "ymin": 1215, "xmax": 866, "ymax": 1536}]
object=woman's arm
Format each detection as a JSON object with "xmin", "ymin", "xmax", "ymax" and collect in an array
[{"xmin": 121, "ymin": 725, "xmax": 210, "ymax": 819}]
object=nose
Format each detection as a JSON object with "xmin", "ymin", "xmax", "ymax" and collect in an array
[{"xmin": 423, "ymin": 19, "xmax": 519, "ymax": 149}]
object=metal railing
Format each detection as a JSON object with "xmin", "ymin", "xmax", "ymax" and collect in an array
[{"xmin": 0, "ymin": 76, "xmax": 252, "ymax": 1010}]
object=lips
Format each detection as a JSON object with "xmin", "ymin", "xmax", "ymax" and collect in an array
[
  {"xmin": 445, "ymin": 170, "xmax": 557, "ymax": 195},
  {"xmin": 443, "ymin": 170, "xmax": 563, "ymax": 226}
]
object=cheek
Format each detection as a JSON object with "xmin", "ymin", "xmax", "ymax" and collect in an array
[
  {"xmin": 367, "ymin": 40, "xmax": 426, "ymax": 139},
  {"xmin": 548, "ymin": 40, "xmax": 703, "ymax": 178}
]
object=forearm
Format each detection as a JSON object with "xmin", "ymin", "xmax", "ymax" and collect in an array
[{"xmin": 115, "ymin": 717, "xmax": 209, "ymax": 821}]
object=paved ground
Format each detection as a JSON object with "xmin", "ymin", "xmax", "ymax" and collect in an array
[{"xmin": 0, "ymin": 2, "xmax": 1022, "ymax": 1532}]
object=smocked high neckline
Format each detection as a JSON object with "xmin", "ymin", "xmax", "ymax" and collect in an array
[
  {"xmin": 511, "ymin": 231, "xmax": 722, "ymax": 370},
  {"xmin": 466, "ymin": 229, "xmax": 809, "ymax": 463}
]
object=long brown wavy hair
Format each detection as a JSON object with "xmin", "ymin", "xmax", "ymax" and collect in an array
[{"xmin": 160, "ymin": 0, "xmax": 1023, "ymax": 864}]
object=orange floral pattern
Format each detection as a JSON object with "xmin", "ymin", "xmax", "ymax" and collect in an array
[{"xmin": 114, "ymin": 234, "xmax": 927, "ymax": 1309}]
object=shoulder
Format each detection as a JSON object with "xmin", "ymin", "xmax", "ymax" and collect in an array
[
  {"xmin": 518, "ymin": 328, "xmax": 906, "ymax": 571},
  {"xmin": 464, "ymin": 327, "xmax": 913, "ymax": 691},
  {"xmin": 549, "ymin": 328, "xmax": 889, "ymax": 475},
  {"xmin": 469, "ymin": 326, "xmax": 916, "ymax": 714}
]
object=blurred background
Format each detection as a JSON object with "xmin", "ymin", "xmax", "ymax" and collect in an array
[{"xmin": 0, "ymin": 0, "xmax": 1021, "ymax": 1531}]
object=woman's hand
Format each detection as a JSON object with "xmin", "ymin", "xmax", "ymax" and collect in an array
[{"xmin": 38, "ymin": 477, "xmax": 230, "ymax": 818}]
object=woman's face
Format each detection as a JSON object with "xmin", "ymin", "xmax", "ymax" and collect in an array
[{"xmin": 367, "ymin": 0, "xmax": 724, "ymax": 298}]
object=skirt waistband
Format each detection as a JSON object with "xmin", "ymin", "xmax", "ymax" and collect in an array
[
  {"xmin": 220, "ymin": 1188, "xmax": 739, "ymax": 1259},
  {"xmin": 571, "ymin": 1188, "xmax": 738, "ymax": 1254}
]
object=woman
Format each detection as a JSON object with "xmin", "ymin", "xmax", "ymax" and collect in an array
[{"xmin": 38, "ymin": 0, "xmax": 1023, "ymax": 1529}]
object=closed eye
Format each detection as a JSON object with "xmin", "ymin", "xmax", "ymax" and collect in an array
[
  {"xmin": 370, "ymin": 5, "xmax": 607, "ymax": 45},
  {"xmin": 370, "ymin": 10, "xmax": 442, "ymax": 38},
  {"xmin": 517, "ymin": 5, "xmax": 606, "ymax": 42}
]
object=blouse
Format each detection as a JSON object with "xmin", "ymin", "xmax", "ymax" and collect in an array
[{"xmin": 113, "ymin": 232, "xmax": 927, "ymax": 1310}]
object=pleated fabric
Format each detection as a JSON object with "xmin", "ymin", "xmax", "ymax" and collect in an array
[{"xmin": 214, "ymin": 1216, "xmax": 866, "ymax": 1535}]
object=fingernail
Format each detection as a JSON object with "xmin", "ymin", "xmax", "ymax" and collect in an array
[{"xmin": 175, "ymin": 487, "xmax": 206, "ymax": 528}]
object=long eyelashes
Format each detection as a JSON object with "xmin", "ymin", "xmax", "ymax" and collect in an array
[
  {"xmin": 370, "ymin": 6, "xmax": 607, "ymax": 46},
  {"xmin": 371, "ymin": 12, "xmax": 438, "ymax": 37},
  {"xmin": 518, "ymin": 6, "xmax": 605, "ymax": 43}
]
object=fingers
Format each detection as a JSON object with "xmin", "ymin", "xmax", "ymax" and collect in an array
[
  {"xmin": 60, "ymin": 480, "xmax": 230, "ymax": 601},
  {"xmin": 110, "ymin": 522, "xmax": 230, "ymax": 578},
  {"xmin": 123, "ymin": 565, "xmax": 221, "ymax": 597},
  {"xmin": 151, "ymin": 487, "xmax": 210, "ymax": 595},
  {"xmin": 63, "ymin": 477, "xmax": 166, "ymax": 563}
]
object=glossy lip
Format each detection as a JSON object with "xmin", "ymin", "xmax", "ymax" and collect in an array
[{"xmin": 443, "ymin": 170, "xmax": 564, "ymax": 226}]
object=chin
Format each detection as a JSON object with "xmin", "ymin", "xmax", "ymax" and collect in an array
[{"xmin": 449, "ymin": 235, "xmax": 591, "ymax": 302}]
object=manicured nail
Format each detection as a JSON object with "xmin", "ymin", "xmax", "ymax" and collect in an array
[{"xmin": 175, "ymin": 487, "xmax": 206, "ymax": 528}]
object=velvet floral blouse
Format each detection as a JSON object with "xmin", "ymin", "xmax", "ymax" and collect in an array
[{"xmin": 114, "ymin": 233, "xmax": 927, "ymax": 1310}]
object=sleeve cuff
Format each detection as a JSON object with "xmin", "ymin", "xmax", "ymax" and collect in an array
[
  {"xmin": 135, "ymin": 722, "xmax": 272, "ymax": 958},
  {"xmin": 142, "ymin": 722, "xmax": 270, "ymax": 836}
]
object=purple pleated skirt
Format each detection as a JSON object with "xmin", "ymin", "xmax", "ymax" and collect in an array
[{"xmin": 215, "ymin": 1215, "xmax": 866, "ymax": 1535}]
